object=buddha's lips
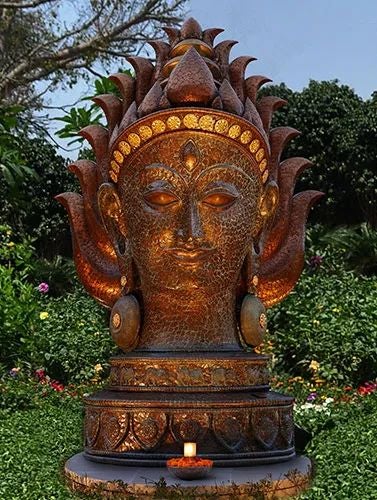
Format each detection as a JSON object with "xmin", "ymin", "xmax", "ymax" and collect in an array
[{"xmin": 166, "ymin": 247, "xmax": 215, "ymax": 263}]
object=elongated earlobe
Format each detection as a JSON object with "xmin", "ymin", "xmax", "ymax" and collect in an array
[
  {"xmin": 98, "ymin": 183, "xmax": 140, "ymax": 352},
  {"xmin": 260, "ymin": 181, "xmax": 279, "ymax": 219},
  {"xmin": 240, "ymin": 294, "xmax": 267, "ymax": 347},
  {"xmin": 110, "ymin": 295, "xmax": 140, "ymax": 352},
  {"xmin": 98, "ymin": 183, "xmax": 135, "ymax": 291}
]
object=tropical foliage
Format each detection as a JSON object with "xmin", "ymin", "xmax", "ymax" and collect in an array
[
  {"xmin": 268, "ymin": 262, "xmax": 377, "ymax": 385},
  {"xmin": 0, "ymin": 105, "xmax": 37, "ymax": 185}
]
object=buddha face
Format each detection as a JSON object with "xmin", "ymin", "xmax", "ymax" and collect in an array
[{"xmin": 112, "ymin": 132, "xmax": 268, "ymax": 293}]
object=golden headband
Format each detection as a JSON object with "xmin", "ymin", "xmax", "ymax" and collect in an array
[{"xmin": 109, "ymin": 109, "xmax": 270, "ymax": 184}]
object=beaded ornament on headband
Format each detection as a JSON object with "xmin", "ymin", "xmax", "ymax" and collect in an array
[{"xmin": 109, "ymin": 109, "xmax": 269, "ymax": 184}]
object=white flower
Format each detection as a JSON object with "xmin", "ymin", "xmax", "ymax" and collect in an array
[{"xmin": 323, "ymin": 397, "xmax": 334, "ymax": 406}]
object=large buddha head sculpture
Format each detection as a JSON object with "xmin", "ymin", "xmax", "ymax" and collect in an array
[{"xmin": 57, "ymin": 18, "xmax": 322, "ymax": 352}]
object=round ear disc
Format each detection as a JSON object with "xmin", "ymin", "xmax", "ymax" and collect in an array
[
  {"xmin": 110, "ymin": 295, "xmax": 140, "ymax": 352},
  {"xmin": 240, "ymin": 294, "xmax": 267, "ymax": 347}
]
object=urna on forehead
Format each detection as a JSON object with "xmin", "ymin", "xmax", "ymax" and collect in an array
[{"xmin": 109, "ymin": 109, "xmax": 270, "ymax": 184}]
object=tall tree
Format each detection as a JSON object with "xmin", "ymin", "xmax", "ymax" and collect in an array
[
  {"xmin": 0, "ymin": 0, "xmax": 186, "ymax": 107},
  {"xmin": 353, "ymin": 92, "xmax": 377, "ymax": 228},
  {"xmin": 261, "ymin": 80, "xmax": 377, "ymax": 227}
]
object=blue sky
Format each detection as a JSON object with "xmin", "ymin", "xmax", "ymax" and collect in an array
[
  {"xmin": 50, "ymin": 0, "xmax": 377, "ymax": 155},
  {"xmin": 188, "ymin": 0, "xmax": 377, "ymax": 99}
]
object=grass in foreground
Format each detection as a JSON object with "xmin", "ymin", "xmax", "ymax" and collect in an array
[{"xmin": 0, "ymin": 379, "xmax": 376, "ymax": 499}]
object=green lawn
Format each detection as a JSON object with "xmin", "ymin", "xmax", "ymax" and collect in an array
[{"xmin": 0, "ymin": 399, "xmax": 82, "ymax": 500}]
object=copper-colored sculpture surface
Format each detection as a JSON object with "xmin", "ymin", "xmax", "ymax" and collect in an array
[{"xmin": 59, "ymin": 17, "xmax": 322, "ymax": 467}]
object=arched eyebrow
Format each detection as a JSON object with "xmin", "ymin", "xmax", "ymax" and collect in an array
[
  {"xmin": 133, "ymin": 163, "xmax": 185, "ymax": 183},
  {"xmin": 194, "ymin": 163, "xmax": 255, "ymax": 182},
  {"xmin": 143, "ymin": 163, "xmax": 187, "ymax": 183},
  {"xmin": 200, "ymin": 181, "xmax": 240, "ymax": 197},
  {"xmin": 143, "ymin": 179, "xmax": 176, "ymax": 193}
]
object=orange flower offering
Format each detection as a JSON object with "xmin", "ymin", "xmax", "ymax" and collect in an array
[{"xmin": 167, "ymin": 457, "xmax": 213, "ymax": 468}]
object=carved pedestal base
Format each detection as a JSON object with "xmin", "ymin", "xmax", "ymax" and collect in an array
[
  {"xmin": 83, "ymin": 353, "xmax": 294, "ymax": 466},
  {"xmin": 65, "ymin": 453, "xmax": 312, "ymax": 498},
  {"xmin": 84, "ymin": 390, "xmax": 294, "ymax": 466},
  {"xmin": 108, "ymin": 352, "xmax": 271, "ymax": 393}
]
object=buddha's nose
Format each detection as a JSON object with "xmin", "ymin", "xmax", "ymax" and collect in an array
[{"xmin": 177, "ymin": 202, "xmax": 204, "ymax": 242}]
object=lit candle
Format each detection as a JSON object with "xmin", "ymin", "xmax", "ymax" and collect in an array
[{"xmin": 183, "ymin": 442, "xmax": 196, "ymax": 457}]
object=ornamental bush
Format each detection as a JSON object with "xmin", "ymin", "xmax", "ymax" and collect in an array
[
  {"xmin": 22, "ymin": 288, "xmax": 114, "ymax": 383},
  {"xmin": 0, "ymin": 225, "xmax": 38, "ymax": 367},
  {"xmin": 299, "ymin": 394, "xmax": 377, "ymax": 499},
  {"xmin": 0, "ymin": 137, "xmax": 76, "ymax": 259},
  {"xmin": 0, "ymin": 225, "xmax": 114, "ymax": 382},
  {"xmin": 3, "ymin": 285, "xmax": 114, "ymax": 384},
  {"xmin": 268, "ymin": 260, "xmax": 377, "ymax": 385},
  {"xmin": 261, "ymin": 81, "xmax": 377, "ymax": 228}
]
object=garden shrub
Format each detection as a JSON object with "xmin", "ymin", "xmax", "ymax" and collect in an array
[
  {"xmin": 1, "ymin": 369, "xmax": 71, "ymax": 412},
  {"xmin": 0, "ymin": 105, "xmax": 36, "ymax": 187},
  {"xmin": 21, "ymin": 288, "xmax": 114, "ymax": 383},
  {"xmin": 0, "ymin": 137, "xmax": 76, "ymax": 259},
  {"xmin": 321, "ymin": 223, "xmax": 377, "ymax": 275},
  {"xmin": 0, "ymin": 224, "xmax": 114, "ymax": 383},
  {"xmin": 261, "ymin": 81, "xmax": 377, "ymax": 228},
  {"xmin": 268, "ymin": 264, "xmax": 377, "ymax": 385},
  {"xmin": 3, "ymin": 285, "xmax": 115, "ymax": 384},
  {"xmin": 266, "ymin": 224, "xmax": 377, "ymax": 385},
  {"xmin": 0, "ymin": 225, "xmax": 38, "ymax": 367}
]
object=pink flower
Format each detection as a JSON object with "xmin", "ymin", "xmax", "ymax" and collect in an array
[
  {"xmin": 50, "ymin": 380, "xmax": 64, "ymax": 392},
  {"xmin": 35, "ymin": 368, "xmax": 46, "ymax": 380},
  {"xmin": 9, "ymin": 367, "xmax": 20, "ymax": 377},
  {"xmin": 38, "ymin": 282, "xmax": 49, "ymax": 294}
]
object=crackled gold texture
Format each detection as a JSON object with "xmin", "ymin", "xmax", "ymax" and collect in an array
[
  {"xmin": 58, "ymin": 17, "xmax": 322, "ymax": 312},
  {"xmin": 83, "ymin": 389, "xmax": 294, "ymax": 462},
  {"xmin": 58, "ymin": 16, "xmax": 322, "ymax": 476},
  {"xmin": 108, "ymin": 354, "xmax": 270, "ymax": 392},
  {"xmin": 110, "ymin": 131, "xmax": 263, "ymax": 350}
]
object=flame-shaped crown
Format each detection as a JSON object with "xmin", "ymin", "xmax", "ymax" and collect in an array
[{"xmin": 57, "ymin": 17, "xmax": 323, "ymax": 308}]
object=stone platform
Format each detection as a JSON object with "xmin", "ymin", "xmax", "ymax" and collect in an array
[{"xmin": 65, "ymin": 452, "xmax": 312, "ymax": 498}]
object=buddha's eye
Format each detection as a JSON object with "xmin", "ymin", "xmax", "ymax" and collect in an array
[
  {"xmin": 201, "ymin": 192, "xmax": 237, "ymax": 209},
  {"xmin": 144, "ymin": 191, "xmax": 179, "ymax": 208}
]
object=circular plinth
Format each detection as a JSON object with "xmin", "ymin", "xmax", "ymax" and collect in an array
[
  {"xmin": 65, "ymin": 452, "xmax": 312, "ymax": 498},
  {"xmin": 84, "ymin": 390, "xmax": 295, "ymax": 465}
]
